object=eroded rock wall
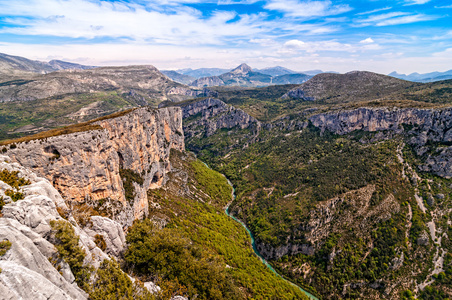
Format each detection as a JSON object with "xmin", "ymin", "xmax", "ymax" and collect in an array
[
  {"xmin": 180, "ymin": 98, "xmax": 261, "ymax": 138},
  {"xmin": 6, "ymin": 106, "xmax": 184, "ymax": 225}
]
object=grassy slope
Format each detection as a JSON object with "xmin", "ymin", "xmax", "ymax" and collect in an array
[{"xmin": 144, "ymin": 149, "xmax": 309, "ymax": 300}]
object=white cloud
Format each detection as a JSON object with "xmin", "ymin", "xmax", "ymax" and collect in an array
[
  {"xmin": 356, "ymin": 7, "xmax": 391, "ymax": 16},
  {"xmin": 404, "ymin": 0, "xmax": 431, "ymax": 5},
  {"xmin": 360, "ymin": 37, "xmax": 374, "ymax": 44},
  {"xmin": 355, "ymin": 11, "xmax": 437, "ymax": 27},
  {"xmin": 282, "ymin": 39, "xmax": 381, "ymax": 53},
  {"xmin": 264, "ymin": 0, "xmax": 351, "ymax": 18},
  {"xmin": 0, "ymin": 0, "xmax": 265, "ymax": 44},
  {"xmin": 376, "ymin": 14, "xmax": 436, "ymax": 26}
]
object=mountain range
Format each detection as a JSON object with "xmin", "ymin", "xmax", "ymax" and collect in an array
[{"xmin": 388, "ymin": 69, "xmax": 452, "ymax": 82}]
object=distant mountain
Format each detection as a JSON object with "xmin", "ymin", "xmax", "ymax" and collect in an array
[
  {"xmin": 189, "ymin": 64, "xmax": 315, "ymax": 87},
  {"xmin": 48, "ymin": 60, "xmax": 95, "ymax": 70},
  {"xmin": 284, "ymin": 71, "xmax": 414, "ymax": 103},
  {"xmin": 389, "ymin": 70, "xmax": 452, "ymax": 82},
  {"xmin": 178, "ymin": 68, "xmax": 231, "ymax": 78},
  {"xmin": 161, "ymin": 70, "xmax": 196, "ymax": 85},
  {"xmin": 0, "ymin": 65, "xmax": 197, "ymax": 104},
  {"xmin": 190, "ymin": 63, "xmax": 273, "ymax": 88},
  {"xmin": 300, "ymin": 69, "xmax": 325, "ymax": 76},
  {"xmin": 255, "ymin": 66, "xmax": 296, "ymax": 77},
  {"xmin": 272, "ymin": 73, "xmax": 311, "ymax": 85},
  {"xmin": 0, "ymin": 53, "xmax": 96, "ymax": 81}
]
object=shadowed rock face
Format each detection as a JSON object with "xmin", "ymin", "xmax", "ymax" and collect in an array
[
  {"xmin": 179, "ymin": 98, "xmax": 261, "ymax": 138},
  {"xmin": 7, "ymin": 106, "xmax": 184, "ymax": 225}
]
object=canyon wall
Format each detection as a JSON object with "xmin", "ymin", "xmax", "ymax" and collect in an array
[{"xmin": 6, "ymin": 106, "xmax": 184, "ymax": 225}]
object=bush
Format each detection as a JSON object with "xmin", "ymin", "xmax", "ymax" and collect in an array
[
  {"xmin": 90, "ymin": 259, "xmax": 154, "ymax": 300},
  {"xmin": 50, "ymin": 220, "xmax": 91, "ymax": 292},
  {"xmin": 0, "ymin": 169, "xmax": 30, "ymax": 189},
  {"xmin": 0, "ymin": 240, "xmax": 12, "ymax": 256}
]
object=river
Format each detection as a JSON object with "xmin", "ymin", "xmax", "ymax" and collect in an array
[{"xmin": 225, "ymin": 179, "xmax": 318, "ymax": 300}]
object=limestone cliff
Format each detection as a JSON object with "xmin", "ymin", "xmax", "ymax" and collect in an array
[
  {"xmin": 6, "ymin": 106, "xmax": 184, "ymax": 225},
  {"xmin": 178, "ymin": 98, "xmax": 261, "ymax": 139},
  {"xmin": 309, "ymin": 107, "xmax": 452, "ymax": 177}
]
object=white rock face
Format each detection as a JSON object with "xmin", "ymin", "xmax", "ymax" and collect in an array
[
  {"xmin": 0, "ymin": 218, "xmax": 86, "ymax": 299},
  {"xmin": 83, "ymin": 216, "xmax": 126, "ymax": 257},
  {"xmin": 0, "ymin": 153, "xmax": 166, "ymax": 299},
  {"xmin": 0, "ymin": 155, "xmax": 108, "ymax": 298}
]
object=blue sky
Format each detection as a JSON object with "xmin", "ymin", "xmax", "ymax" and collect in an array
[{"xmin": 0, "ymin": 0, "xmax": 451, "ymax": 74}]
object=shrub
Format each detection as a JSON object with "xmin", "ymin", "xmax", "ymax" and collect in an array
[
  {"xmin": 50, "ymin": 220, "xmax": 91, "ymax": 292},
  {"xmin": 5, "ymin": 189, "xmax": 25, "ymax": 202},
  {"xmin": 0, "ymin": 240, "xmax": 12, "ymax": 256},
  {"xmin": 94, "ymin": 234, "xmax": 107, "ymax": 251},
  {"xmin": 0, "ymin": 169, "xmax": 31, "ymax": 189},
  {"xmin": 90, "ymin": 259, "xmax": 154, "ymax": 300}
]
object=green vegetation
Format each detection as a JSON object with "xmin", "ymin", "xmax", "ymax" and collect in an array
[
  {"xmin": 184, "ymin": 113, "xmax": 440, "ymax": 298},
  {"xmin": 0, "ymin": 239, "xmax": 12, "ymax": 256},
  {"xmin": 189, "ymin": 159, "xmax": 232, "ymax": 205},
  {"xmin": 0, "ymin": 168, "xmax": 31, "ymax": 202},
  {"xmin": 125, "ymin": 219, "xmax": 241, "ymax": 300},
  {"xmin": 119, "ymin": 168, "xmax": 144, "ymax": 204},
  {"xmin": 90, "ymin": 259, "xmax": 154, "ymax": 300},
  {"xmin": 126, "ymin": 150, "xmax": 308, "ymax": 300},
  {"xmin": 49, "ymin": 220, "xmax": 92, "ymax": 292},
  {"xmin": 0, "ymin": 169, "xmax": 31, "ymax": 188}
]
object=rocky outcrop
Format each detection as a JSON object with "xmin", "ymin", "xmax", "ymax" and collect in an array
[
  {"xmin": 310, "ymin": 107, "xmax": 452, "ymax": 177},
  {"xmin": 179, "ymin": 98, "xmax": 261, "ymax": 138},
  {"xmin": 281, "ymin": 88, "xmax": 315, "ymax": 100},
  {"xmin": 256, "ymin": 242, "xmax": 314, "ymax": 260},
  {"xmin": 189, "ymin": 76, "xmax": 224, "ymax": 88},
  {"xmin": 82, "ymin": 216, "xmax": 126, "ymax": 257},
  {"xmin": 6, "ymin": 106, "xmax": 184, "ymax": 225},
  {"xmin": 168, "ymin": 86, "xmax": 218, "ymax": 98},
  {"xmin": 255, "ymin": 185, "xmax": 401, "ymax": 260},
  {"xmin": 0, "ymin": 154, "xmax": 165, "ymax": 298}
]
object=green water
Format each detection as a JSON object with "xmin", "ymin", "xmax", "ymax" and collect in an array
[{"xmin": 225, "ymin": 179, "xmax": 318, "ymax": 300}]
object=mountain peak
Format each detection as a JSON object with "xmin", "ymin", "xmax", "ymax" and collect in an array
[{"xmin": 231, "ymin": 63, "xmax": 252, "ymax": 74}]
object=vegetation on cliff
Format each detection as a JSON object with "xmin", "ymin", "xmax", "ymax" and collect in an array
[{"xmin": 125, "ymin": 150, "xmax": 308, "ymax": 299}]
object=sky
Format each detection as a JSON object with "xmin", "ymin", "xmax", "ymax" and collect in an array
[{"xmin": 0, "ymin": 0, "xmax": 451, "ymax": 74}]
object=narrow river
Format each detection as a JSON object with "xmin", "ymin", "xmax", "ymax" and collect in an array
[{"xmin": 225, "ymin": 179, "xmax": 318, "ymax": 300}]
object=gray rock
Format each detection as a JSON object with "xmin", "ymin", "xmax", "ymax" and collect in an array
[
  {"xmin": 179, "ymin": 98, "xmax": 261, "ymax": 139},
  {"xmin": 83, "ymin": 216, "xmax": 126, "ymax": 257},
  {"xmin": 0, "ymin": 261, "xmax": 82, "ymax": 300},
  {"xmin": 144, "ymin": 281, "xmax": 161, "ymax": 294},
  {"xmin": 0, "ymin": 218, "xmax": 87, "ymax": 299},
  {"xmin": 417, "ymin": 230, "xmax": 429, "ymax": 246}
]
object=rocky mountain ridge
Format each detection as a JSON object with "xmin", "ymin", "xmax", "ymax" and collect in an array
[{"xmin": 0, "ymin": 65, "xmax": 196, "ymax": 104}]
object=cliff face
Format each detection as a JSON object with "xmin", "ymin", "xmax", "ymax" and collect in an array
[
  {"xmin": 309, "ymin": 107, "xmax": 452, "ymax": 177},
  {"xmin": 179, "ymin": 98, "xmax": 260, "ymax": 138},
  {"xmin": 7, "ymin": 107, "xmax": 184, "ymax": 225}
]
